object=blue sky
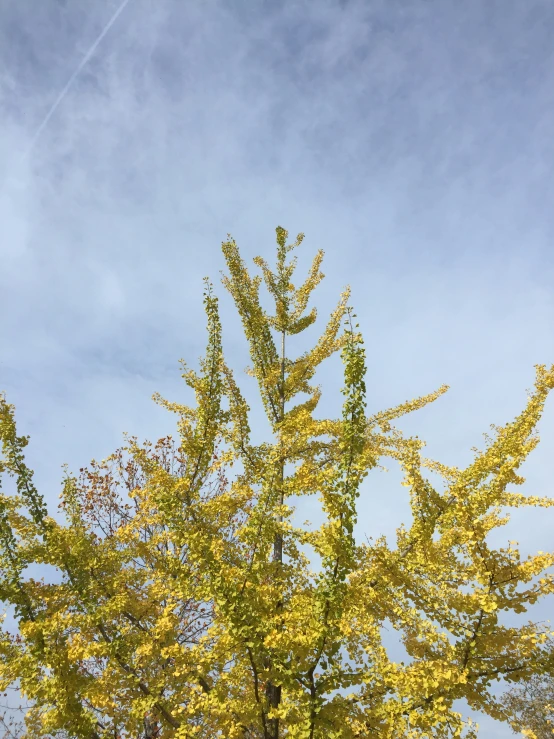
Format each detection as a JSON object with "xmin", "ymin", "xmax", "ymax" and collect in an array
[{"xmin": 1, "ymin": 0, "xmax": 554, "ymax": 735}]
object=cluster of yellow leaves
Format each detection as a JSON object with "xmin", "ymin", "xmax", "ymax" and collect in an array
[{"xmin": 0, "ymin": 227, "xmax": 552, "ymax": 738}]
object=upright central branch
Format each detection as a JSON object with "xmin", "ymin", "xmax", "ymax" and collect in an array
[
  {"xmin": 266, "ymin": 326, "xmax": 286, "ymax": 739},
  {"xmin": 274, "ymin": 327, "xmax": 286, "ymax": 564}
]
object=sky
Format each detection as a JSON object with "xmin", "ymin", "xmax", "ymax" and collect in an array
[{"xmin": 1, "ymin": 0, "xmax": 554, "ymax": 735}]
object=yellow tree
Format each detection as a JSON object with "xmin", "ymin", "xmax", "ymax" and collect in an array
[{"xmin": 0, "ymin": 226, "xmax": 553, "ymax": 738}]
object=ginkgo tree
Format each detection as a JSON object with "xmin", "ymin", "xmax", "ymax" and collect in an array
[{"xmin": 0, "ymin": 226, "xmax": 553, "ymax": 739}]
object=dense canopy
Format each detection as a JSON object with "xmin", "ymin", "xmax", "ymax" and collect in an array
[{"xmin": 0, "ymin": 227, "xmax": 553, "ymax": 738}]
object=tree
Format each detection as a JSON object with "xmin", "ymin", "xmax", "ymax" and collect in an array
[
  {"xmin": 499, "ymin": 635, "xmax": 554, "ymax": 738},
  {"xmin": 0, "ymin": 225, "xmax": 553, "ymax": 738}
]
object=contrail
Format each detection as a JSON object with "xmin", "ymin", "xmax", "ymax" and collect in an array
[{"xmin": 22, "ymin": 0, "xmax": 133, "ymax": 160}]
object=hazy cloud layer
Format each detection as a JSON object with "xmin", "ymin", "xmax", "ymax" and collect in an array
[{"xmin": 2, "ymin": 1, "xmax": 554, "ymax": 735}]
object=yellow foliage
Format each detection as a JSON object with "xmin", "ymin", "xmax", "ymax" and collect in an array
[{"xmin": 0, "ymin": 227, "xmax": 552, "ymax": 738}]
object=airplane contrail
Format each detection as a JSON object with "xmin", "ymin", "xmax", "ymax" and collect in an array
[{"xmin": 22, "ymin": 0, "xmax": 133, "ymax": 161}]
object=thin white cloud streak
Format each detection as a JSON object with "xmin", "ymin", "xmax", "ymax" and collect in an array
[{"xmin": 22, "ymin": 0, "xmax": 133, "ymax": 162}]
